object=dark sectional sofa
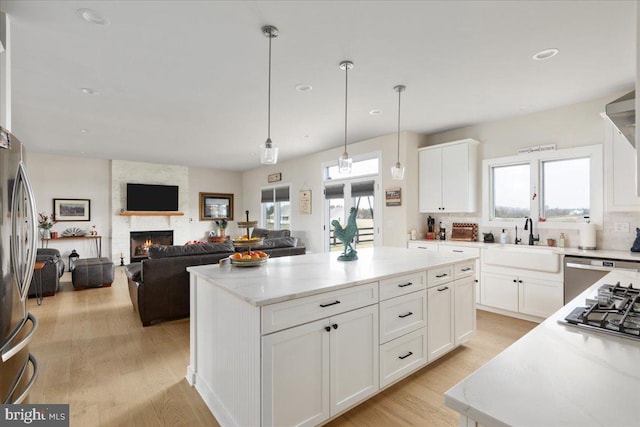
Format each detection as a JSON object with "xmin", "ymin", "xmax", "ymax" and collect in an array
[{"xmin": 125, "ymin": 229, "xmax": 305, "ymax": 326}]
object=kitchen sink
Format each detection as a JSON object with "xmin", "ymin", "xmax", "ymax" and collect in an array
[{"xmin": 483, "ymin": 245, "xmax": 561, "ymax": 272}]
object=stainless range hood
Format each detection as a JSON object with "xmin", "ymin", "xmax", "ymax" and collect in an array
[{"xmin": 605, "ymin": 90, "xmax": 636, "ymax": 148}]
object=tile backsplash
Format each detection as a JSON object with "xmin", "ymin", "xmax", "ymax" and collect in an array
[{"xmin": 423, "ymin": 212, "xmax": 640, "ymax": 252}]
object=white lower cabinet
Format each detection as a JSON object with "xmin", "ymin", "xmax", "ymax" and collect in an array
[
  {"xmin": 481, "ymin": 271, "xmax": 563, "ymax": 318},
  {"xmin": 427, "ymin": 283, "xmax": 454, "ymax": 361},
  {"xmin": 262, "ymin": 304, "xmax": 379, "ymax": 427},
  {"xmin": 454, "ymin": 276, "xmax": 476, "ymax": 346}
]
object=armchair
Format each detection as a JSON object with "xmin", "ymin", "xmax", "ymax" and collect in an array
[{"xmin": 28, "ymin": 248, "xmax": 65, "ymax": 298}]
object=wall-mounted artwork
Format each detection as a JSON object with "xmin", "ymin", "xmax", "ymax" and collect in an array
[
  {"xmin": 199, "ymin": 192, "xmax": 234, "ymax": 221},
  {"xmin": 54, "ymin": 199, "xmax": 91, "ymax": 221}
]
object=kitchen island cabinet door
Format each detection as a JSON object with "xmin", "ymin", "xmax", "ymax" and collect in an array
[
  {"xmin": 262, "ymin": 318, "xmax": 330, "ymax": 427},
  {"xmin": 427, "ymin": 284, "xmax": 454, "ymax": 361},
  {"xmin": 454, "ymin": 276, "xmax": 476, "ymax": 346},
  {"xmin": 330, "ymin": 304, "xmax": 379, "ymax": 415}
]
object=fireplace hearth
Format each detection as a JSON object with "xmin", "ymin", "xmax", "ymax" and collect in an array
[{"xmin": 130, "ymin": 230, "xmax": 173, "ymax": 262}]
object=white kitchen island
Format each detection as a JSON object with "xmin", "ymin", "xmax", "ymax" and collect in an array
[
  {"xmin": 445, "ymin": 270, "xmax": 640, "ymax": 427},
  {"xmin": 187, "ymin": 247, "xmax": 478, "ymax": 427}
]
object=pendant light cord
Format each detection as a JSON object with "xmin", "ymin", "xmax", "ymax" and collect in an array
[
  {"xmin": 396, "ymin": 88, "xmax": 401, "ymax": 162},
  {"xmin": 267, "ymin": 33, "xmax": 272, "ymax": 141},
  {"xmin": 344, "ymin": 64, "xmax": 348, "ymax": 153}
]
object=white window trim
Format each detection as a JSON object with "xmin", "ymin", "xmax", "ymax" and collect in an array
[
  {"xmin": 322, "ymin": 150, "xmax": 381, "ymax": 182},
  {"xmin": 482, "ymin": 144, "xmax": 603, "ymax": 230},
  {"xmin": 260, "ymin": 182, "xmax": 292, "ymax": 230}
]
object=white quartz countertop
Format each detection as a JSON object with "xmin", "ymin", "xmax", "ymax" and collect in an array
[
  {"xmin": 412, "ymin": 239, "xmax": 640, "ymax": 261},
  {"xmin": 444, "ymin": 270, "xmax": 640, "ymax": 427},
  {"xmin": 187, "ymin": 246, "xmax": 476, "ymax": 306}
]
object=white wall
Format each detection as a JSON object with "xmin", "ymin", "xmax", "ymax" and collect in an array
[
  {"xmin": 27, "ymin": 152, "xmax": 111, "ymax": 261},
  {"xmin": 242, "ymin": 131, "xmax": 427, "ymax": 253},
  {"xmin": 0, "ymin": 12, "xmax": 11, "ymax": 130},
  {"xmin": 188, "ymin": 166, "xmax": 243, "ymax": 241}
]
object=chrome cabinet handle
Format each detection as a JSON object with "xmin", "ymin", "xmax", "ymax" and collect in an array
[
  {"xmin": 1, "ymin": 313, "xmax": 38, "ymax": 363},
  {"xmin": 453, "ymin": 250, "xmax": 464, "ymax": 253},
  {"xmin": 11, "ymin": 354, "xmax": 39, "ymax": 404}
]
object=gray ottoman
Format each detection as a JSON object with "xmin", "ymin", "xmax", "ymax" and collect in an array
[{"xmin": 71, "ymin": 257, "xmax": 115, "ymax": 290}]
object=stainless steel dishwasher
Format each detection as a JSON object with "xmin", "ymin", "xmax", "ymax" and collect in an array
[{"xmin": 564, "ymin": 255, "xmax": 640, "ymax": 303}]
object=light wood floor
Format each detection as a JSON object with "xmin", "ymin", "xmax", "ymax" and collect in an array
[{"xmin": 27, "ymin": 268, "xmax": 536, "ymax": 426}]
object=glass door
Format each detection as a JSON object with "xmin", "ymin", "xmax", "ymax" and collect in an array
[{"xmin": 324, "ymin": 179, "xmax": 378, "ymax": 252}]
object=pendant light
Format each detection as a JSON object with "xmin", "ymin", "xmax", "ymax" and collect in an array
[
  {"xmin": 338, "ymin": 61, "xmax": 354, "ymax": 174},
  {"xmin": 391, "ymin": 85, "xmax": 406, "ymax": 180},
  {"xmin": 260, "ymin": 25, "xmax": 279, "ymax": 165}
]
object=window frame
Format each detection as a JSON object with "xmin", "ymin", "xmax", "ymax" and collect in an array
[
  {"xmin": 260, "ymin": 184, "xmax": 291, "ymax": 230},
  {"xmin": 482, "ymin": 145, "xmax": 603, "ymax": 230}
]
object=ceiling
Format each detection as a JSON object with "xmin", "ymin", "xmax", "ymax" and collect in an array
[{"xmin": 1, "ymin": 1, "xmax": 636, "ymax": 171}]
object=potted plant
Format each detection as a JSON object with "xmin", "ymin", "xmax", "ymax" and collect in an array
[
  {"xmin": 38, "ymin": 212, "xmax": 55, "ymax": 239},
  {"xmin": 215, "ymin": 219, "xmax": 228, "ymax": 237}
]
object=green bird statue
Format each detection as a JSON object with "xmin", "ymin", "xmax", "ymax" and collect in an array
[{"xmin": 331, "ymin": 207, "xmax": 358, "ymax": 261}]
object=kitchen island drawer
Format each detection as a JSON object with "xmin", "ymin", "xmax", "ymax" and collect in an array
[
  {"xmin": 455, "ymin": 261, "xmax": 475, "ymax": 279},
  {"xmin": 379, "ymin": 271, "xmax": 427, "ymax": 300},
  {"xmin": 379, "ymin": 291, "xmax": 427, "ymax": 343},
  {"xmin": 379, "ymin": 328, "xmax": 427, "ymax": 388},
  {"xmin": 439, "ymin": 245, "xmax": 481, "ymax": 257},
  {"xmin": 261, "ymin": 282, "xmax": 378, "ymax": 334},
  {"xmin": 427, "ymin": 265, "xmax": 454, "ymax": 288}
]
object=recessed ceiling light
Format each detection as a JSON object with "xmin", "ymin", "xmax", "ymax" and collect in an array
[
  {"xmin": 532, "ymin": 48, "xmax": 559, "ymax": 61},
  {"xmin": 80, "ymin": 88, "xmax": 99, "ymax": 95},
  {"xmin": 80, "ymin": 129, "xmax": 89, "ymax": 134},
  {"xmin": 76, "ymin": 8, "xmax": 110, "ymax": 25},
  {"xmin": 295, "ymin": 84, "xmax": 313, "ymax": 92},
  {"xmin": 369, "ymin": 109, "xmax": 382, "ymax": 116}
]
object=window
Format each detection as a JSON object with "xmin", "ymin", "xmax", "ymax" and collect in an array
[
  {"xmin": 542, "ymin": 157, "xmax": 590, "ymax": 220},
  {"xmin": 483, "ymin": 145, "xmax": 602, "ymax": 229},
  {"xmin": 325, "ymin": 157, "xmax": 379, "ymax": 180},
  {"xmin": 261, "ymin": 186, "xmax": 290, "ymax": 230},
  {"xmin": 491, "ymin": 163, "xmax": 530, "ymax": 219}
]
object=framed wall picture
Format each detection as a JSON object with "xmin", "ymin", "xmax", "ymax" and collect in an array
[
  {"xmin": 199, "ymin": 192, "xmax": 234, "ymax": 221},
  {"xmin": 54, "ymin": 199, "xmax": 91, "ymax": 221},
  {"xmin": 385, "ymin": 188, "xmax": 401, "ymax": 206},
  {"xmin": 299, "ymin": 190, "xmax": 312, "ymax": 215},
  {"xmin": 268, "ymin": 172, "xmax": 282, "ymax": 183}
]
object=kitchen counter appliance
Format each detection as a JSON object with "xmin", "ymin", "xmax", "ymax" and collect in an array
[
  {"xmin": 563, "ymin": 255, "xmax": 640, "ymax": 303},
  {"xmin": 561, "ymin": 281, "xmax": 640, "ymax": 341}
]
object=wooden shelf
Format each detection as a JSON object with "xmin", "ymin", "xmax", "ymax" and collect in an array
[{"xmin": 119, "ymin": 211, "xmax": 184, "ymax": 217}]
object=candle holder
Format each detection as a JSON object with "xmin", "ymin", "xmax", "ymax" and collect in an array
[{"xmin": 120, "ymin": 255, "xmax": 125, "ymax": 266}]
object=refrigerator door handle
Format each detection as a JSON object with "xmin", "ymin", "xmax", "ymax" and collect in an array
[
  {"xmin": 0, "ymin": 313, "xmax": 38, "ymax": 363},
  {"xmin": 11, "ymin": 161, "xmax": 38, "ymax": 301},
  {"xmin": 6, "ymin": 353, "xmax": 39, "ymax": 404}
]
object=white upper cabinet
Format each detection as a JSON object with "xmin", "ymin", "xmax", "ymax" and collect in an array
[
  {"xmin": 419, "ymin": 139, "xmax": 479, "ymax": 213},
  {"xmin": 604, "ymin": 118, "xmax": 640, "ymax": 211}
]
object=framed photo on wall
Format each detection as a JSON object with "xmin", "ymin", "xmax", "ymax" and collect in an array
[
  {"xmin": 199, "ymin": 192, "xmax": 234, "ymax": 221},
  {"xmin": 54, "ymin": 199, "xmax": 91, "ymax": 221}
]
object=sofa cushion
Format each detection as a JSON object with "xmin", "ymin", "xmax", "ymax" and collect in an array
[
  {"xmin": 148, "ymin": 240, "xmax": 234, "ymax": 259},
  {"xmin": 251, "ymin": 236, "xmax": 298, "ymax": 250},
  {"xmin": 251, "ymin": 228, "xmax": 291, "ymax": 239}
]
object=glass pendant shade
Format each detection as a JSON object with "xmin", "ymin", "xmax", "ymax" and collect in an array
[
  {"xmin": 391, "ymin": 161, "xmax": 405, "ymax": 180},
  {"xmin": 261, "ymin": 138, "xmax": 278, "ymax": 164},
  {"xmin": 338, "ymin": 151, "xmax": 352, "ymax": 174}
]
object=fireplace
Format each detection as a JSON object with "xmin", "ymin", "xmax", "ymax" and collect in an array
[{"xmin": 130, "ymin": 230, "xmax": 173, "ymax": 262}]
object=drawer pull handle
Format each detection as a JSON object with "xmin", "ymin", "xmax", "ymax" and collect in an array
[
  {"xmin": 320, "ymin": 300, "xmax": 341, "ymax": 308},
  {"xmin": 399, "ymin": 351, "xmax": 413, "ymax": 360},
  {"xmin": 461, "ymin": 267, "xmax": 472, "ymax": 272},
  {"xmin": 437, "ymin": 286, "xmax": 449, "ymax": 292},
  {"xmin": 398, "ymin": 282, "xmax": 413, "ymax": 288},
  {"xmin": 332, "ymin": 323, "xmax": 338, "ymax": 330},
  {"xmin": 435, "ymin": 273, "xmax": 448, "ymax": 278},
  {"xmin": 398, "ymin": 312, "xmax": 413, "ymax": 319},
  {"xmin": 325, "ymin": 326, "xmax": 331, "ymax": 332},
  {"xmin": 453, "ymin": 250, "xmax": 464, "ymax": 253}
]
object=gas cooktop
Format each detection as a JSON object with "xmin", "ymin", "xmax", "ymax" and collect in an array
[{"xmin": 559, "ymin": 282, "xmax": 640, "ymax": 341}]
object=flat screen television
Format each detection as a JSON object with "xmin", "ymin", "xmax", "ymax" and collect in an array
[{"xmin": 126, "ymin": 183, "xmax": 179, "ymax": 211}]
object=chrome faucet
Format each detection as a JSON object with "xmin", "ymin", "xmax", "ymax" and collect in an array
[
  {"xmin": 514, "ymin": 225, "xmax": 521, "ymax": 245},
  {"xmin": 523, "ymin": 217, "xmax": 539, "ymax": 245}
]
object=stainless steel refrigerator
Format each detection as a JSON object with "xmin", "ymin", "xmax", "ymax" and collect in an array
[{"xmin": 0, "ymin": 126, "xmax": 39, "ymax": 404}]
